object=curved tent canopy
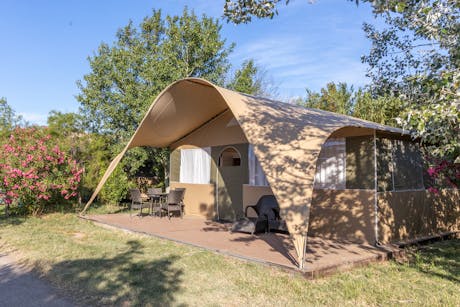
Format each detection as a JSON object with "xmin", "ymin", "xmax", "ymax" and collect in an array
[{"xmin": 82, "ymin": 78, "xmax": 407, "ymax": 268}]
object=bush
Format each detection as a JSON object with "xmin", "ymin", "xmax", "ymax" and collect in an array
[
  {"xmin": 99, "ymin": 165, "xmax": 135, "ymax": 205},
  {"xmin": 0, "ymin": 127, "xmax": 83, "ymax": 215}
]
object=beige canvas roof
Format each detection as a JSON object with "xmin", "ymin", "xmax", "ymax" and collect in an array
[{"xmin": 82, "ymin": 78, "xmax": 407, "ymax": 269}]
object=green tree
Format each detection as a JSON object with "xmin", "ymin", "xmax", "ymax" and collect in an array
[
  {"xmin": 47, "ymin": 111, "xmax": 83, "ymax": 137},
  {"xmin": 227, "ymin": 59, "xmax": 262, "ymax": 94},
  {"xmin": 46, "ymin": 111, "xmax": 112, "ymax": 203},
  {"xmin": 298, "ymin": 82, "xmax": 404, "ymax": 126},
  {"xmin": 0, "ymin": 98, "xmax": 23, "ymax": 138},
  {"xmin": 362, "ymin": 0, "xmax": 459, "ymax": 161},
  {"xmin": 224, "ymin": 0, "xmax": 459, "ymax": 163},
  {"xmin": 77, "ymin": 8, "xmax": 234, "ymax": 203},
  {"xmin": 352, "ymin": 90, "xmax": 403, "ymax": 126},
  {"xmin": 77, "ymin": 8, "xmax": 233, "ymax": 142},
  {"xmin": 223, "ymin": 0, "xmax": 410, "ymax": 24},
  {"xmin": 227, "ymin": 59, "xmax": 278, "ymax": 97},
  {"xmin": 300, "ymin": 82, "xmax": 353, "ymax": 115}
]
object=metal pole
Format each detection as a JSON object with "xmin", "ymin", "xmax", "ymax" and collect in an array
[
  {"xmin": 215, "ymin": 165, "xmax": 220, "ymax": 220},
  {"xmin": 373, "ymin": 130, "xmax": 379, "ymax": 244}
]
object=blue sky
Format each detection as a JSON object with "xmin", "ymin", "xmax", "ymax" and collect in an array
[{"xmin": 0, "ymin": 0, "xmax": 381, "ymax": 125}]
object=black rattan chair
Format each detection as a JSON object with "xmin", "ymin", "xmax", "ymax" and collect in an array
[
  {"xmin": 232, "ymin": 195, "xmax": 285, "ymax": 234},
  {"xmin": 129, "ymin": 189, "xmax": 147, "ymax": 217},
  {"xmin": 163, "ymin": 189, "xmax": 186, "ymax": 219}
]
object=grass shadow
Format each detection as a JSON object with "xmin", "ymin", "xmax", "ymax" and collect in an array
[
  {"xmin": 404, "ymin": 239, "xmax": 459, "ymax": 283},
  {"xmin": 48, "ymin": 240, "xmax": 184, "ymax": 306}
]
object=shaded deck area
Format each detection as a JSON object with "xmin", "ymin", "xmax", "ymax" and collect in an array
[{"xmin": 83, "ymin": 214, "xmax": 392, "ymax": 276}]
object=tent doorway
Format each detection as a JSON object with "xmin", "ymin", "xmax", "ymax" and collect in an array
[{"xmin": 213, "ymin": 145, "xmax": 248, "ymax": 221}]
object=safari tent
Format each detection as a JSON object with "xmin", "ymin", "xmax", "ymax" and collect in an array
[{"xmin": 83, "ymin": 78, "xmax": 459, "ymax": 269}]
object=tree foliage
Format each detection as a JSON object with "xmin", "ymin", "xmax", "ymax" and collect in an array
[
  {"xmin": 76, "ymin": 8, "xmax": 236, "ymax": 204},
  {"xmin": 46, "ymin": 111, "xmax": 113, "ymax": 203},
  {"xmin": 352, "ymin": 89, "xmax": 403, "ymax": 127},
  {"xmin": 301, "ymin": 82, "xmax": 354, "ymax": 116},
  {"xmin": 223, "ymin": 0, "xmax": 399, "ymax": 24},
  {"xmin": 298, "ymin": 82, "xmax": 403, "ymax": 126},
  {"xmin": 0, "ymin": 97, "xmax": 23, "ymax": 138},
  {"xmin": 77, "ymin": 8, "xmax": 233, "ymax": 141},
  {"xmin": 362, "ymin": 0, "xmax": 459, "ymax": 162},
  {"xmin": 227, "ymin": 59, "xmax": 278, "ymax": 98},
  {"xmin": 224, "ymin": 0, "xmax": 459, "ymax": 164}
]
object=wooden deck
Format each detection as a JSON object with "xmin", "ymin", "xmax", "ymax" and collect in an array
[{"xmin": 83, "ymin": 214, "xmax": 392, "ymax": 276}]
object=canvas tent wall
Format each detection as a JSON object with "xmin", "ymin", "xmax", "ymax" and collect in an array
[{"xmin": 82, "ymin": 78, "xmax": 459, "ymax": 269}]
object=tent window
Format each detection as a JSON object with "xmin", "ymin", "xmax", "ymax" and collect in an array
[
  {"xmin": 219, "ymin": 147, "xmax": 241, "ymax": 167},
  {"xmin": 376, "ymin": 138, "xmax": 424, "ymax": 191},
  {"xmin": 314, "ymin": 138, "xmax": 346, "ymax": 189},
  {"xmin": 248, "ymin": 145, "xmax": 269, "ymax": 186},
  {"xmin": 345, "ymin": 136, "xmax": 375, "ymax": 189},
  {"xmin": 392, "ymin": 140, "xmax": 424, "ymax": 190},
  {"xmin": 179, "ymin": 147, "xmax": 211, "ymax": 184}
]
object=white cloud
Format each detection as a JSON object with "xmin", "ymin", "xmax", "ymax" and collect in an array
[
  {"xmin": 19, "ymin": 112, "xmax": 48, "ymax": 126},
  {"xmin": 232, "ymin": 33, "xmax": 370, "ymax": 98}
]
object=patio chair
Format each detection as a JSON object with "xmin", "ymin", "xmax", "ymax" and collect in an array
[
  {"xmin": 174, "ymin": 188, "xmax": 186, "ymax": 201},
  {"xmin": 129, "ymin": 189, "xmax": 147, "ymax": 217},
  {"xmin": 232, "ymin": 195, "xmax": 286, "ymax": 234},
  {"xmin": 147, "ymin": 187, "xmax": 163, "ymax": 216},
  {"xmin": 163, "ymin": 189, "xmax": 185, "ymax": 219}
]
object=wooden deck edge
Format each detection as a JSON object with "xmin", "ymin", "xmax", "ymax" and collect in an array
[
  {"xmin": 79, "ymin": 215, "xmax": 405, "ymax": 279},
  {"xmin": 393, "ymin": 231, "xmax": 459, "ymax": 248},
  {"xmin": 78, "ymin": 215, "xmax": 303, "ymax": 276},
  {"xmin": 301, "ymin": 248, "xmax": 392, "ymax": 279}
]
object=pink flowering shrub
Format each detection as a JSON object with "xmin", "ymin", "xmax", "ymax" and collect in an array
[
  {"xmin": 425, "ymin": 157, "xmax": 460, "ymax": 194},
  {"xmin": 0, "ymin": 127, "xmax": 83, "ymax": 215}
]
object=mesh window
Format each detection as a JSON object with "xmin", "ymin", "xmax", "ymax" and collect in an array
[
  {"xmin": 393, "ymin": 140, "xmax": 424, "ymax": 190},
  {"xmin": 376, "ymin": 138, "xmax": 393, "ymax": 192},
  {"xmin": 345, "ymin": 136, "xmax": 375, "ymax": 189},
  {"xmin": 376, "ymin": 137, "xmax": 424, "ymax": 191}
]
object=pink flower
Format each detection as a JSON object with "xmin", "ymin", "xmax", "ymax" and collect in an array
[
  {"xmin": 427, "ymin": 187, "xmax": 439, "ymax": 194},
  {"xmin": 427, "ymin": 167, "xmax": 437, "ymax": 177}
]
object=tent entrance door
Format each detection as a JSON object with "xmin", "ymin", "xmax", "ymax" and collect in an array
[
  {"xmin": 213, "ymin": 145, "xmax": 248, "ymax": 221},
  {"xmin": 216, "ymin": 165, "xmax": 244, "ymax": 221}
]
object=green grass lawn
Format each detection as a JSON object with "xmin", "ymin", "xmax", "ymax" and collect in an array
[{"xmin": 0, "ymin": 211, "xmax": 458, "ymax": 306}]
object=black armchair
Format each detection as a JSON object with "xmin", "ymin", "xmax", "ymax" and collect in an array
[{"xmin": 232, "ymin": 195, "xmax": 284, "ymax": 234}]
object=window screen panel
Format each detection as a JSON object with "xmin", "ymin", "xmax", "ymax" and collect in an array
[
  {"xmin": 376, "ymin": 138, "xmax": 393, "ymax": 192},
  {"xmin": 345, "ymin": 136, "xmax": 374, "ymax": 189},
  {"xmin": 393, "ymin": 140, "xmax": 424, "ymax": 190}
]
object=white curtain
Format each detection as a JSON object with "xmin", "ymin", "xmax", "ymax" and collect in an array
[
  {"xmin": 179, "ymin": 147, "xmax": 211, "ymax": 184},
  {"xmin": 248, "ymin": 145, "xmax": 269, "ymax": 186},
  {"xmin": 314, "ymin": 138, "xmax": 346, "ymax": 189}
]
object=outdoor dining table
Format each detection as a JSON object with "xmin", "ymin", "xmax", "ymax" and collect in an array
[{"xmin": 147, "ymin": 192, "xmax": 169, "ymax": 216}]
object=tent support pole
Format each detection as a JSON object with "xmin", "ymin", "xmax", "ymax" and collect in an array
[
  {"xmin": 373, "ymin": 130, "xmax": 379, "ymax": 245},
  {"xmin": 215, "ymin": 166, "xmax": 220, "ymax": 220},
  {"xmin": 299, "ymin": 234, "xmax": 307, "ymax": 270}
]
